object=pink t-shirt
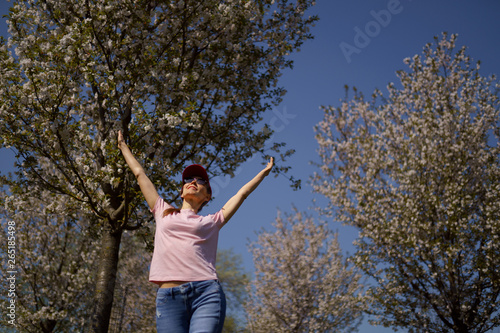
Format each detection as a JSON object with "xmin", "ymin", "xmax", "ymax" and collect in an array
[{"xmin": 149, "ymin": 196, "xmax": 225, "ymax": 283}]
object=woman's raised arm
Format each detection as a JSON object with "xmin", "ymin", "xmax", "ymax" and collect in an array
[
  {"xmin": 118, "ymin": 130, "xmax": 159, "ymax": 209},
  {"xmin": 220, "ymin": 157, "xmax": 274, "ymax": 225}
]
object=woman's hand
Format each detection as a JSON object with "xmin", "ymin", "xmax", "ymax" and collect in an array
[
  {"xmin": 262, "ymin": 157, "xmax": 274, "ymax": 177},
  {"xmin": 117, "ymin": 130, "xmax": 126, "ymax": 150}
]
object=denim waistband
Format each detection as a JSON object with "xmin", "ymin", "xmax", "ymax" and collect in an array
[{"xmin": 158, "ymin": 279, "xmax": 219, "ymax": 295}]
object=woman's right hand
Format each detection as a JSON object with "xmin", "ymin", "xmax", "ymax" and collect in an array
[{"xmin": 117, "ymin": 130, "xmax": 126, "ymax": 150}]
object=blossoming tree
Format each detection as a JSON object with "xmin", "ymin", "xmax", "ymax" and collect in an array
[
  {"xmin": 245, "ymin": 208, "xmax": 365, "ymax": 332},
  {"xmin": 0, "ymin": 0, "xmax": 317, "ymax": 331},
  {"xmin": 0, "ymin": 192, "xmax": 99, "ymax": 332},
  {"xmin": 313, "ymin": 34, "xmax": 500, "ymax": 332}
]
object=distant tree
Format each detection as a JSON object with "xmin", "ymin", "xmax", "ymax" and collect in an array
[
  {"xmin": 0, "ymin": 191, "xmax": 98, "ymax": 332},
  {"xmin": 0, "ymin": 0, "xmax": 317, "ymax": 331},
  {"xmin": 217, "ymin": 249, "xmax": 250, "ymax": 333},
  {"xmin": 245, "ymin": 208, "xmax": 365, "ymax": 333},
  {"xmin": 313, "ymin": 33, "xmax": 500, "ymax": 332}
]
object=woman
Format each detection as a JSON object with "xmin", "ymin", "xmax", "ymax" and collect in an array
[{"xmin": 117, "ymin": 130, "xmax": 273, "ymax": 333}]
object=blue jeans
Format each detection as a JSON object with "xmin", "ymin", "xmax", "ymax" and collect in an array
[{"xmin": 156, "ymin": 280, "xmax": 226, "ymax": 333}]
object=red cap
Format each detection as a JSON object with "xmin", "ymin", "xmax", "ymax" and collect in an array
[{"xmin": 182, "ymin": 164, "xmax": 211, "ymax": 194}]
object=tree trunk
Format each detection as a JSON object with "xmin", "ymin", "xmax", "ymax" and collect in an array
[{"xmin": 92, "ymin": 224, "xmax": 123, "ymax": 333}]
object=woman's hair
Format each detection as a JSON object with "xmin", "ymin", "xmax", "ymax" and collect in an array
[{"xmin": 163, "ymin": 207, "xmax": 181, "ymax": 217}]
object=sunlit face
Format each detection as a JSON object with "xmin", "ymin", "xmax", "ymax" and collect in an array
[{"xmin": 181, "ymin": 176, "xmax": 211, "ymax": 203}]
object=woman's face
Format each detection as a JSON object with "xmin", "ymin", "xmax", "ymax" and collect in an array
[{"xmin": 181, "ymin": 177, "xmax": 211, "ymax": 203}]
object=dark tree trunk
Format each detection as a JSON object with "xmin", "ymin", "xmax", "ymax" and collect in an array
[{"xmin": 92, "ymin": 224, "xmax": 123, "ymax": 333}]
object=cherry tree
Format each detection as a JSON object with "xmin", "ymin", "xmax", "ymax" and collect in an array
[
  {"xmin": 245, "ymin": 208, "xmax": 365, "ymax": 332},
  {"xmin": 0, "ymin": 0, "xmax": 317, "ymax": 331},
  {"xmin": 313, "ymin": 33, "xmax": 500, "ymax": 332},
  {"xmin": 0, "ymin": 190, "xmax": 98, "ymax": 332}
]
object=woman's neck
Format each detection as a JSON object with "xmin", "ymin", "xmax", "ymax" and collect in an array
[{"xmin": 181, "ymin": 200, "xmax": 200, "ymax": 213}]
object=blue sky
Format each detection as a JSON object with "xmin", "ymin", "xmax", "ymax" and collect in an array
[{"xmin": 2, "ymin": 1, "xmax": 500, "ymax": 332}]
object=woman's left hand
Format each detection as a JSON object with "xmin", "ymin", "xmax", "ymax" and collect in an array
[{"xmin": 262, "ymin": 157, "xmax": 274, "ymax": 177}]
